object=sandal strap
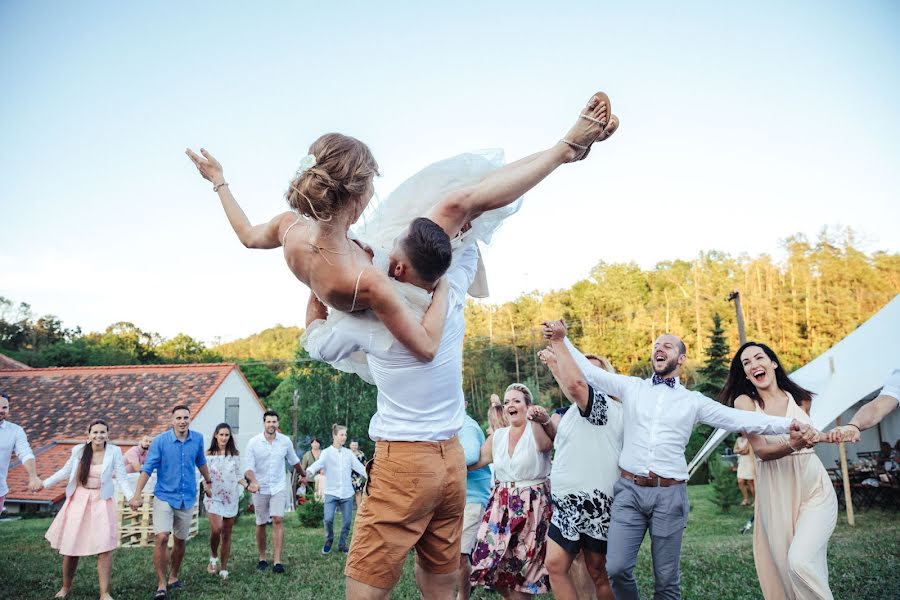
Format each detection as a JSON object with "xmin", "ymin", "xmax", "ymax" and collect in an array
[
  {"xmin": 580, "ymin": 112, "xmax": 607, "ymax": 125},
  {"xmin": 559, "ymin": 138, "xmax": 588, "ymax": 151}
]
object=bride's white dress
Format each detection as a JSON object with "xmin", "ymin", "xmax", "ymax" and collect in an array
[{"xmin": 301, "ymin": 150, "xmax": 522, "ymax": 383}]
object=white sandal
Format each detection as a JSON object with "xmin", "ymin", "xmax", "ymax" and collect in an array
[
  {"xmin": 219, "ymin": 570, "xmax": 229, "ymax": 580},
  {"xmin": 207, "ymin": 556, "xmax": 218, "ymax": 574}
]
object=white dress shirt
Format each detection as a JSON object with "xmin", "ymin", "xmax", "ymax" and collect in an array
[
  {"xmin": 243, "ymin": 432, "xmax": 300, "ymax": 495},
  {"xmin": 43, "ymin": 443, "xmax": 134, "ymax": 500},
  {"xmin": 305, "ymin": 445, "xmax": 367, "ymax": 500},
  {"xmin": 565, "ymin": 339, "xmax": 793, "ymax": 481},
  {"xmin": 311, "ymin": 245, "xmax": 479, "ymax": 441},
  {"xmin": 882, "ymin": 369, "xmax": 900, "ymax": 405},
  {"xmin": 0, "ymin": 420, "xmax": 35, "ymax": 497}
]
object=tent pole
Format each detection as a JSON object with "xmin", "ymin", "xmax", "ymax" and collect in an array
[{"xmin": 835, "ymin": 415, "xmax": 855, "ymax": 526}]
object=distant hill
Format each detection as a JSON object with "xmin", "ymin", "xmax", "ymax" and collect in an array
[{"xmin": 212, "ymin": 325, "xmax": 302, "ymax": 368}]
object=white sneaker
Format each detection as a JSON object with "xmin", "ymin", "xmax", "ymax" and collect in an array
[{"xmin": 219, "ymin": 570, "xmax": 229, "ymax": 580}]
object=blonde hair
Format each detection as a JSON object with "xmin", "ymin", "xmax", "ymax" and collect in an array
[
  {"xmin": 286, "ymin": 133, "xmax": 379, "ymax": 222},
  {"xmin": 331, "ymin": 423, "xmax": 347, "ymax": 437},
  {"xmin": 486, "ymin": 403, "xmax": 509, "ymax": 432},
  {"xmin": 505, "ymin": 382, "xmax": 534, "ymax": 405}
]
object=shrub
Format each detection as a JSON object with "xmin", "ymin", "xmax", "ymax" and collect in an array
[
  {"xmin": 709, "ymin": 452, "xmax": 742, "ymax": 512},
  {"xmin": 297, "ymin": 496, "xmax": 324, "ymax": 527}
]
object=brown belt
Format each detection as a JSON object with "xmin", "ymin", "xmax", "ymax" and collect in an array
[{"xmin": 620, "ymin": 469, "xmax": 685, "ymax": 488}]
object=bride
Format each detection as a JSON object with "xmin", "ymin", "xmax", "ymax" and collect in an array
[{"xmin": 186, "ymin": 92, "xmax": 618, "ymax": 363}]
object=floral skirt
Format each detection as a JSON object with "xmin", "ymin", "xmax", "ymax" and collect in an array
[{"xmin": 469, "ymin": 481, "xmax": 551, "ymax": 594}]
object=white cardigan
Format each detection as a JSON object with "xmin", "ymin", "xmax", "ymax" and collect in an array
[{"xmin": 43, "ymin": 443, "xmax": 135, "ymax": 500}]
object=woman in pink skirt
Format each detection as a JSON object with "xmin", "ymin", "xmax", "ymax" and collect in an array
[
  {"xmin": 42, "ymin": 420, "xmax": 133, "ymax": 600},
  {"xmin": 469, "ymin": 383, "xmax": 553, "ymax": 598}
]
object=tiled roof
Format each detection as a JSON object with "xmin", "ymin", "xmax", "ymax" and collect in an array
[
  {"xmin": 0, "ymin": 352, "xmax": 31, "ymax": 370},
  {"xmin": 7, "ymin": 442, "xmax": 104, "ymax": 504},
  {"xmin": 1, "ymin": 363, "xmax": 257, "ymax": 504},
  {"xmin": 0, "ymin": 363, "xmax": 243, "ymax": 447}
]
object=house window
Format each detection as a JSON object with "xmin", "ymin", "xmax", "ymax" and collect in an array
[{"xmin": 225, "ymin": 397, "xmax": 240, "ymax": 434}]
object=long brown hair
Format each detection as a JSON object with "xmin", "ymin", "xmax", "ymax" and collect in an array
[
  {"xmin": 718, "ymin": 342, "xmax": 814, "ymax": 408},
  {"xmin": 78, "ymin": 420, "xmax": 108, "ymax": 486},
  {"xmin": 206, "ymin": 423, "xmax": 239, "ymax": 457}
]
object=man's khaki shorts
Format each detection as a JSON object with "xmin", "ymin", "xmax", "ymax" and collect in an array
[
  {"xmin": 345, "ymin": 437, "xmax": 466, "ymax": 590},
  {"xmin": 152, "ymin": 497, "xmax": 193, "ymax": 540},
  {"xmin": 253, "ymin": 489, "xmax": 288, "ymax": 525}
]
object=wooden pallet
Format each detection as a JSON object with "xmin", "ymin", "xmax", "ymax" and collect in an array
[{"xmin": 117, "ymin": 489, "xmax": 200, "ymax": 548}]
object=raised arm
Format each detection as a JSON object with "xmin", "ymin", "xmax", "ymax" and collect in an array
[
  {"xmin": 539, "ymin": 343, "xmax": 591, "ymax": 413},
  {"xmin": 365, "ymin": 269, "xmax": 450, "ymax": 362},
  {"xmin": 542, "ymin": 319, "xmax": 632, "ymax": 399},
  {"xmin": 186, "ymin": 147, "xmax": 293, "ymax": 249}
]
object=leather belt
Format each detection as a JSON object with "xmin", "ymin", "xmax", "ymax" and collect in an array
[
  {"xmin": 497, "ymin": 478, "xmax": 547, "ymax": 489},
  {"xmin": 620, "ymin": 469, "xmax": 684, "ymax": 488}
]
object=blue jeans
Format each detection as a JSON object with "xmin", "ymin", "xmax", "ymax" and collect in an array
[{"xmin": 324, "ymin": 494, "xmax": 354, "ymax": 548}]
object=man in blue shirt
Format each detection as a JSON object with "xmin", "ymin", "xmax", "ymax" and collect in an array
[
  {"xmin": 456, "ymin": 399, "xmax": 492, "ymax": 600},
  {"xmin": 130, "ymin": 405, "xmax": 211, "ymax": 600}
]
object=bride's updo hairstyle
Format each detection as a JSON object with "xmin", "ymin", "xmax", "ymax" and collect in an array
[{"xmin": 286, "ymin": 133, "xmax": 379, "ymax": 222}]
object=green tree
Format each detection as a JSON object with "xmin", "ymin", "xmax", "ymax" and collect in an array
[
  {"xmin": 709, "ymin": 452, "xmax": 742, "ymax": 512},
  {"xmin": 238, "ymin": 361, "xmax": 283, "ymax": 399},
  {"xmin": 695, "ymin": 313, "xmax": 730, "ymax": 399},
  {"xmin": 157, "ymin": 333, "xmax": 223, "ymax": 364}
]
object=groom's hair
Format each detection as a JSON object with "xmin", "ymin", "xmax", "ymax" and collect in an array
[{"xmin": 402, "ymin": 218, "xmax": 452, "ymax": 284}]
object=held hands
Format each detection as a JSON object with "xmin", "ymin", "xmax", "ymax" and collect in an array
[
  {"xmin": 185, "ymin": 147, "xmax": 225, "ymax": 187},
  {"xmin": 527, "ymin": 405, "xmax": 550, "ymax": 425},
  {"xmin": 28, "ymin": 476, "xmax": 43, "ymax": 492},
  {"xmin": 788, "ymin": 420, "xmax": 821, "ymax": 450},
  {"xmin": 823, "ymin": 425, "xmax": 861, "ymax": 444},
  {"xmin": 128, "ymin": 494, "xmax": 143, "ymax": 511},
  {"xmin": 247, "ymin": 482, "xmax": 260, "ymax": 494},
  {"xmin": 541, "ymin": 319, "xmax": 567, "ymax": 341},
  {"xmin": 537, "ymin": 347, "xmax": 557, "ymax": 368}
]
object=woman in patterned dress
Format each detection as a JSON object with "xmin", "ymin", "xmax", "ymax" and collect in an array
[
  {"xmin": 468, "ymin": 383, "xmax": 553, "ymax": 598},
  {"xmin": 537, "ymin": 344, "xmax": 624, "ymax": 600},
  {"xmin": 203, "ymin": 423, "xmax": 246, "ymax": 580}
]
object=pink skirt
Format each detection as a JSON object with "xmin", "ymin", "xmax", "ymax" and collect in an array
[{"xmin": 45, "ymin": 486, "xmax": 118, "ymax": 556}]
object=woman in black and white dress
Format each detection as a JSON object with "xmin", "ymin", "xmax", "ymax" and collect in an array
[{"xmin": 537, "ymin": 340, "xmax": 623, "ymax": 600}]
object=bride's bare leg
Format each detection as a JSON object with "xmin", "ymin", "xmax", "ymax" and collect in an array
[{"xmin": 428, "ymin": 93, "xmax": 613, "ymax": 237}]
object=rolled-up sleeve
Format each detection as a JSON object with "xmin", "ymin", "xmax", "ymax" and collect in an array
[
  {"xmin": 141, "ymin": 437, "xmax": 162, "ymax": 476},
  {"xmin": 881, "ymin": 369, "xmax": 900, "ymax": 404}
]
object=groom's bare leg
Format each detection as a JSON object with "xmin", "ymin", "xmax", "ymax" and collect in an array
[{"xmin": 426, "ymin": 93, "xmax": 613, "ymax": 238}]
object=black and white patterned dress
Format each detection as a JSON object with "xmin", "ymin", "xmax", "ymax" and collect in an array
[{"xmin": 550, "ymin": 386, "xmax": 623, "ymax": 541}]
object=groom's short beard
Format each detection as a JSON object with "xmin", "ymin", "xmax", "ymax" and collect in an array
[{"xmin": 652, "ymin": 356, "xmax": 679, "ymax": 378}]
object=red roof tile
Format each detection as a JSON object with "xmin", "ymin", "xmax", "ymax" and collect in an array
[{"xmin": 0, "ymin": 352, "xmax": 31, "ymax": 370}]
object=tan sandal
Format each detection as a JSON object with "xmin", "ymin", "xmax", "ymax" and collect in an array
[{"xmin": 560, "ymin": 92, "xmax": 618, "ymax": 162}]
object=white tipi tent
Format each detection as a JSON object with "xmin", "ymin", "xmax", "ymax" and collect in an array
[{"xmin": 687, "ymin": 294, "xmax": 900, "ymax": 477}]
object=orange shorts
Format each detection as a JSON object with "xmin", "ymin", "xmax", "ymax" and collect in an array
[{"xmin": 345, "ymin": 437, "xmax": 466, "ymax": 590}]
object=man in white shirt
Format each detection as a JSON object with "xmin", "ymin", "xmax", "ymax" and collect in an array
[
  {"xmin": 826, "ymin": 369, "xmax": 900, "ymax": 442},
  {"xmin": 0, "ymin": 390, "xmax": 42, "ymax": 513},
  {"xmin": 305, "ymin": 424, "xmax": 367, "ymax": 554},
  {"xmin": 308, "ymin": 224, "xmax": 478, "ymax": 600},
  {"xmin": 243, "ymin": 410, "xmax": 305, "ymax": 574},
  {"xmin": 542, "ymin": 321, "xmax": 817, "ymax": 600}
]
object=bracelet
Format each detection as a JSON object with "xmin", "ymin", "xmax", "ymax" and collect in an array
[
  {"xmin": 213, "ymin": 181, "xmax": 229, "ymax": 192},
  {"xmin": 848, "ymin": 423, "xmax": 861, "ymax": 432},
  {"xmin": 785, "ymin": 438, "xmax": 799, "ymax": 453}
]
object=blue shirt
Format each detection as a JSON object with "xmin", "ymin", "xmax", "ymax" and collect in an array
[
  {"xmin": 142, "ymin": 429, "xmax": 207, "ymax": 510},
  {"xmin": 459, "ymin": 414, "xmax": 491, "ymax": 507}
]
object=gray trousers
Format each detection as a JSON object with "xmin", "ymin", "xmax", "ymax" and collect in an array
[
  {"xmin": 606, "ymin": 477, "xmax": 689, "ymax": 600},
  {"xmin": 324, "ymin": 494, "xmax": 354, "ymax": 549}
]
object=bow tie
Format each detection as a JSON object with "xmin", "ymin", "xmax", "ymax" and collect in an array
[{"xmin": 652, "ymin": 374, "xmax": 677, "ymax": 388}]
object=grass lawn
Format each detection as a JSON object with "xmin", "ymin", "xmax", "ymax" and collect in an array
[{"xmin": 0, "ymin": 485, "xmax": 897, "ymax": 599}]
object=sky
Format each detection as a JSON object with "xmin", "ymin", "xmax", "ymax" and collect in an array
[{"xmin": 2, "ymin": 1, "xmax": 899, "ymax": 343}]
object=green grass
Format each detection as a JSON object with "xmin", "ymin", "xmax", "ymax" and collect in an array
[{"xmin": 0, "ymin": 485, "xmax": 897, "ymax": 599}]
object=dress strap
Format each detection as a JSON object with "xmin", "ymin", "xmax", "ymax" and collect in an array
[
  {"xmin": 350, "ymin": 268, "xmax": 365, "ymax": 312},
  {"xmin": 281, "ymin": 217, "xmax": 302, "ymax": 247}
]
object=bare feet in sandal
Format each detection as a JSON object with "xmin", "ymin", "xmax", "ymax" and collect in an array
[
  {"xmin": 54, "ymin": 589, "xmax": 69, "ymax": 599},
  {"xmin": 560, "ymin": 92, "xmax": 618, "ymax": 161}
]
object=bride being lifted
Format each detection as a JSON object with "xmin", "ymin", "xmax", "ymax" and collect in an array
[{"xmin": 186, "ymin": 92, "xmax": 618, "ymax": 362}]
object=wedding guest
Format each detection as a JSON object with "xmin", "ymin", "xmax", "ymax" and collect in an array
[
  {"xmin": 349, "ymin": 438, "xmax": 366, "ymax": 508},
  {"xmin": 130, "ymin": 405, "xmax": 212, "ymax": 600},
  {"xmin": 306, "ymin": 424, "xmax": 367, "ymax": 554},
  {"xmin": 243, "ymin": 410, "xmax": 305, "ymax": 573},
  {"xmin": 301, "ymin": 437, "xmax": 326, "ymax": 501},
  {"xmin": 734, "ymin": 433, "xmax": 756, "ymax": 506},
  {"xmin": 123, "ymin": 435, "xmax": 153, "ymax": 474},
  {"xmin": 43, "ymin": 420, "xmax": 134, "ymax": 600},
  {"xmin": 469, "ymin": 383, "xmax": 553, "ymax": 598},
  {"xmin": 204, "ymin": 423, "xmax": 246, "ymax": 580},
  {"xmin": 456, "ymin": 399, "xmax": 492, "ymax": 600},
  {"xmin": 0, "ymin": 390, "xmax": 43, "ymax": 511},
  {"xmin": 542, "ymin": 320, "xmax": 814, "ymax": 600},
  {"xmin": 538, "ymin": 346, "xmax": 623, "ymax": 600},
  {"xmin": 722, "ymin": 342, "xmax": 837, "ymax": 600}
]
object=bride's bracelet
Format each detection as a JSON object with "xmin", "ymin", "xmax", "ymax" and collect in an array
[{"xmin": 213, "ymin": 181, "xmax": 229, "ymax": 192}]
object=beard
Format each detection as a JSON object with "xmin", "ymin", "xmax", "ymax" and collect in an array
[{"xmin": 652, "ymin": 356, "xmax": 679, "ymax": 377}]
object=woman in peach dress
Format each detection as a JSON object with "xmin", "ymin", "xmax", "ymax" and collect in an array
[
  {"xmin": 721, "ymin": 342, "xmax": 837, "ymax": 600},
  {"xmin": 43, "ymin": 420, "xmax": 133, "ymax": 600}
]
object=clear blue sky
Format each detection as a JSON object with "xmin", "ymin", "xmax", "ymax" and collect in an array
[{"xmin": 2, "ymin": 1, "xmax": 899, "ymax": 342}]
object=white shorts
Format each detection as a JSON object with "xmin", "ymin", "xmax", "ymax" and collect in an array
[
  {"xmin": 253, "ymin": 489, "xmax": 288, "ymax": 525},
  {"xmin": 460, "ymin": 502, "xmax": 485, "ymax": 555},
  {"xmin": 153, "ymin": 497, "xmax": 193, "ymax": 539}
]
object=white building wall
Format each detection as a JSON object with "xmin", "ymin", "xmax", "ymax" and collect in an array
[{"xmin": 192, "ymin": 369, "xmax": 265, "ymax": 455}]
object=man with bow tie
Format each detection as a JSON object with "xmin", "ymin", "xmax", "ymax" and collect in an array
[{"xmin": 542, "ymin": 321, "xmax": 818, "ymax": 600}]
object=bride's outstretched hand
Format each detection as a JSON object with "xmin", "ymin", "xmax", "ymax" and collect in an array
[
  {"xmin": 541, "ymin": 319, "xmax": 567, "ymax": 341},
  {"xmin": 186, "ymin": 147, "xmax": 225, "ymax": 186}
]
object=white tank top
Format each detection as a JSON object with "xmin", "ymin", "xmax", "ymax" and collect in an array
[{"xmin": 491, "ymin": 424, "xmax": 551, "ymax": 484}]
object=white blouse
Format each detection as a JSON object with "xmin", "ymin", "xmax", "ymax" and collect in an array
[{"xmin": 491, "ymin": 424, "xmax": 551, "ymax": 485}]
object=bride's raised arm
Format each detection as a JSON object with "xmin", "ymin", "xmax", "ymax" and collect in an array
[
  {"xmin": 361, "ymin": 268, "xmax": 450, "ymax": 362},
  {"xmin": 186, "ymin": 147, "xmax": 293, "ymax": 249}
]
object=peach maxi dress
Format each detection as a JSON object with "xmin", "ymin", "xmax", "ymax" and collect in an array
[{"xmin": 753, "ymin": 397, "xmax": 837, "ymax": 600}]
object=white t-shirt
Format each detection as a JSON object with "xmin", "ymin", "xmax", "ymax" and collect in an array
[
  {"xmin": 882, "ymin": 369, "xmax": 900, "ymax": 406},
  {"xmin": 309, "ymin": 245, "xmax": 479, "ymax": 442},
  {"xmin": 491, "ymin": 424, "xmax": 551, "ymax": 484}
]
